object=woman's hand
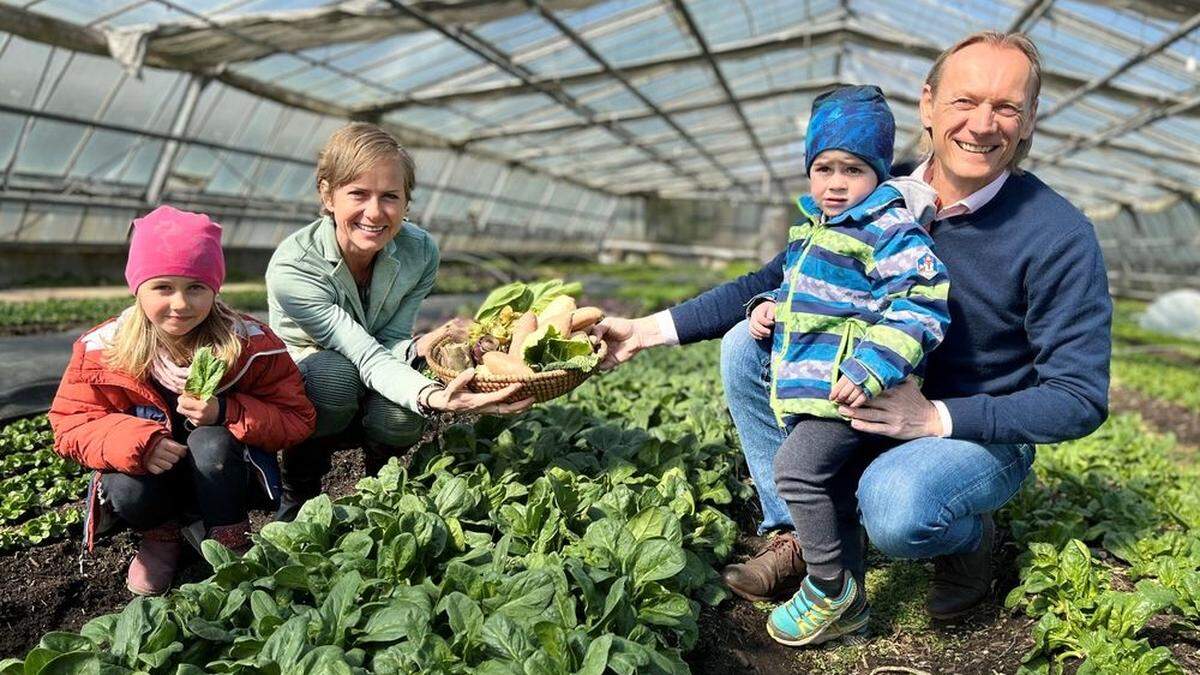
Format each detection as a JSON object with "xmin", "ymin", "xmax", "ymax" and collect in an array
[
  {"xmin": 144, "ymin": 436, "xmax": 188, "ymax": 474},
  {"xmin": 425, "ymin": 369, "xmax": 535, "ymax": 415},
  {"xmin": 416, "ymin": 318, "xmax": 472, "ymax": 358},
  {"xmin": 748, "ymin": 301, "xmax": 776, "ymax": 339},
  {"xmin": 177, "ymin": 394, "xmax": 220, "ymax": 426}
]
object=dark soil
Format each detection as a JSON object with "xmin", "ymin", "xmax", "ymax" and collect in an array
[
  {"xmin": 1110, "ymin": 385, "xmax": 1200, "ymax": 449},
  {"xmin": 0, "ymin": 448, "xmax": 367, "ymax": 660}
]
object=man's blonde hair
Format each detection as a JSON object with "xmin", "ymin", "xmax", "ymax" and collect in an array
[
  {"xmin": 316, "ymin": 123, "xmax": 415, "ymax": 214},
  {"xmin": 106, "ymin": 299, "xmax": 245, "ymax": 381},
  {"xmin": 922, "ymin": 31, "xmax": 1042, "ymax": 173}
]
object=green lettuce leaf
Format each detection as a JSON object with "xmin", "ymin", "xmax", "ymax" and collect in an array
[
  {"xmin": 184, "ymin": 347, "xmax": 228, "ymax": 400},
  {"xmin": 523, "ymin": 326, "xmax": 600, "ymax": 373},
  {"xmin": 529, "ymin": 280, "xmax": 583, "ymax": 314},
  {"xmin": 474, "ymin": 282, "xmax": 533, "ymax": 322}
]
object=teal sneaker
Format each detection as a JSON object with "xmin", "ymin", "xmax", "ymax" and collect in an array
[{"xmin": 767, "ymin": 574, "xmax": 864, "ymax": 647}]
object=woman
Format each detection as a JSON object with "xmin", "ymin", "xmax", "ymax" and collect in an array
[{"xmin": 266, "ymin": 123, "xmax": 531, "ymax": 521}]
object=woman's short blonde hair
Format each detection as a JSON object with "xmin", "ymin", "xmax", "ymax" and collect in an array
[
  {"xmin": 316, "ymin": 122, "xmax": 416, "ymax": 214},
  {"xmin": 921, "ymin": 31, "xmax": 1042, "ymax": 172}
]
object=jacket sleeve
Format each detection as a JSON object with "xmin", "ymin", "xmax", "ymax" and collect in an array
[
  {"xmin": 267, "ymin": 253, "xmax": 437, "ymax": 413},
  {"xmin": 840, "ymin": 213, "xmax": 950, "ymax": 397},
  {"xmin": 48, "ymin": 345, "xmax": 164, "ymax": 474},
  {"xmin": 224, "ymin": 349, "xmax": 317, "ymax": 451},
  {"xmin": 941, "ymin": 225, "xmax": 1111, "ymax": 443},
  {"xmin": 376, "ymin": 235, "xmax": 439, "ymax": 361},
  {"xmin": 667, "ymin": 250, "xmax": 786, "ymax": 345}
]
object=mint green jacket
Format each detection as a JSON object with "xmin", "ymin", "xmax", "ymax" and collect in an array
[{"xmin": 265, "ymin": 216, "xmax": 439, "ymax": 412}]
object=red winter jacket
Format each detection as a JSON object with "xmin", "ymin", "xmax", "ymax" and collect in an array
[{"xmin": 50, "ymin": 312, "xmax": 316, "ymax": 474}]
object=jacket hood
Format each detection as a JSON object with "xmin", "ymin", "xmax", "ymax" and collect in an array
[{"xmin": 881, "ymin": 176, "xmax": 939, "ymax": 228}]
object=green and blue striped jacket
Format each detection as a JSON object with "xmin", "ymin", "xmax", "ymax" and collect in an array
[{"xmin": 770, "ymin": 179, "xmax": 950, "ymax": 422}]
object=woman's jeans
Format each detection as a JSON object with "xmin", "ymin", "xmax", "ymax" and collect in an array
[{"xmin": 719, "ymin": 319, "xmax": 1035, "ymax": 571}]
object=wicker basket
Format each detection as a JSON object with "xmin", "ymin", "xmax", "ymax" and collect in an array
[{"xmin": 427, "ymin": 333, "xmax": 608, "ymax": 403}]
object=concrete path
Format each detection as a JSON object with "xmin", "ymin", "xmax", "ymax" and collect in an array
[{"xmin": 0, "ymin": 293, "xmax": 480, "ymax": 422}]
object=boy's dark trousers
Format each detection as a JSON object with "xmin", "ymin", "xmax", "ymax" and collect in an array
[{"xmin": 773, "ymin": 416, "xmax": 896, "ymax": 581}]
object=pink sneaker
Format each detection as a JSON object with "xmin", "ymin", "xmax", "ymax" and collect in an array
[{"xmin": 127, "ymin": 523, "xmax": 182, "ymax": 596}]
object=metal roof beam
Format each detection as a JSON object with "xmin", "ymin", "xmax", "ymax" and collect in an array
[
  {"xmin": 381, "ymin": 0, "xmax": 745, "ymax": 196},
  {"xmin": 1040, "ymin": 11, "xmax": 1200, "ymax": 122},
  {"xmin": 667, "ymin": 0, "xmax": 786, "ymax": 197},
  {"xmin": 355, "ymin": 19, "xmax": 1196, "ymax": 116},
  {"xmin": 463, "ymin": 77, "xmax": 841, "ymax": 141},
  {"xmin": 1033, "ymin": 85, "xmax": 1200, "ymax": 167},
  {"xmin": 1007, "ymin": 0, "xmax": 1055, "ymax": 33},
  {"xmin": 524, "ymin": 0, "xmax": 761, "ymax": 197},
  {"xmin": 356, "ymin": 19, "xmax": 851, "ymax": 112},
  {"xmin": 0, "ymin": 2, "xmax": 625, "ymax": 197}
]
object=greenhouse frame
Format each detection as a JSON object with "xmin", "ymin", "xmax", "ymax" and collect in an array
[{"xmin": 1, "ymin": 0, "xmax": 1198, "ymax": 296}]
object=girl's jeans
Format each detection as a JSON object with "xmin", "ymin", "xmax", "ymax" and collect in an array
[{"xmin": 719, "ymin": 319, "xmax": 1035, "ymax": 569}]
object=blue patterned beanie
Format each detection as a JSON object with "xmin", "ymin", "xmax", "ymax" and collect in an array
[{"xmin": 805, "ymin": 85, "xmax": 895, "ymax": 183}]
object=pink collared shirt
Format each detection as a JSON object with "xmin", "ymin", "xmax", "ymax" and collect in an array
[{"xmin": 911, "ymin": 158, "xmax": 1010, "ymax": 221}]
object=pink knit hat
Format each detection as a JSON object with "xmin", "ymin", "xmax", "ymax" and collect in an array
[{"xmin": 125, "ymin": 205, "xmax": 225, "ymax": 294}]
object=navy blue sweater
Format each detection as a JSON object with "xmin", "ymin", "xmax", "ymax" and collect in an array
[{"xmin": 669, "ymin": 171, "xmax": 1112, "ymax": 445}]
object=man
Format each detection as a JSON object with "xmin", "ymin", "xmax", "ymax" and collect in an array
[{"xmin": 595, "ymin": 31, "xmax": 1111, "ymax": 622}]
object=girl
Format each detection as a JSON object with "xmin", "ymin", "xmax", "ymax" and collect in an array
[{"xmin": 49, "ymin": 205, "xmax": 316, "ymax": 596}]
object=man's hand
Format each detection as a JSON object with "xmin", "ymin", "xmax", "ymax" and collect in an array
[
  {"xmin": 590, "ymin": 316, "xmax": 665, "ymax": 371},
  {"xmin": 830, "ymin": 375, "xmax": 867, "ymax": 408},
  {"xmin": 748, "ymin": 301, "xmax": 776, "ymax": 340},
  {"xmin": 838, "ymin": 377, "xmax": 943, "ymax": 439},
  {"xmin": 177, "ymin": 394, "xmax": 219, "ymax": 427},
  {"xmin": 144, "ymin": 436, "xmax": 188, "ymax": 474},
  {"xmin": 416, "ymin": 318, "xmax": 471, "ymax": 358}
]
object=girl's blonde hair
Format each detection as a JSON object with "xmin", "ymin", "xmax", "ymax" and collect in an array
[
  {"xmin": 316, "ymin": 122, "xmax": 416, "ymax": 215},
  {"xmin": 105, "ymin": 299, "xmax": 245, "ymax": 380}
]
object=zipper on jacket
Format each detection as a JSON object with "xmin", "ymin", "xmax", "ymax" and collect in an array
[{"xmin": 771, "ymin": 213, "xmax": 825, "ymax": 427}]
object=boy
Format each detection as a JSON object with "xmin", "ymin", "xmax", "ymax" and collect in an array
[{"xmin": 750, "ymin": 85, "xmax": 950, "ymax": 646}]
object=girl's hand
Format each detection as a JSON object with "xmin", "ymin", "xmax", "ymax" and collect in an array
[
  {"xmin": 426, "ymin": 369, "xmax": 536, "ymax": 415},
  {"xmin": 144, "ymin": 436, "xmax": 188, "ymax": 474},
  {"xmin": 178, "ymin": 393, "xmax": 220, "ymax": 426},
  {"xmin": 830, "ymin": 376, "xmax": 868, "ymax": 408},
  {"xmin": 749, "ymin": 301, "xmax": 777, "ymax": 339}
]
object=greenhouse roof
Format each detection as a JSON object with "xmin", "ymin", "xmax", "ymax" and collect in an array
[{"xmin": 2, "ymin": 0, "xmax": 1199, "ymax": 214}]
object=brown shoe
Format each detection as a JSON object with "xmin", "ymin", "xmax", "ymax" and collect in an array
[
  {"xmin": 722, "ymin": 531, "xmax": 806, "ymax": 602},
  {"xmin": 207, "ymin": 520, "xmax": 252, "ymax": 555},
  {"xmin": 127, "ymin": 523, "xmax": 182, "ymax": 596},
  {"xmin": 928, "ymin": 512, "xmax": 995, "ymax": 620}
]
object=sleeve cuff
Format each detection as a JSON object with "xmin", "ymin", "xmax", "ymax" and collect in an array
[
  {"xmin": 654, "ymin": 310, "xmax": 680, "ymax": 346},
  {"xmin": 932, "ymin": 400, "xmax": 953, "ymax": 437},
  {"xmin": 839, "ymin": 358, "xmax": 882, "ymax": 398},
  {"xmin": 744, "ymin": 291, "xmax": 777, "ymax": 319}
]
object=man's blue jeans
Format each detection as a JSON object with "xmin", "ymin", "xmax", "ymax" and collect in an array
[{"xmin": 719, "ymin": 319, "xmax": 1035, "ymax": 563}]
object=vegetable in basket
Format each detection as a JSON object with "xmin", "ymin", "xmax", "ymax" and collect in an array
[{"xmin": 439, "ymin": 279, "xmax": 604, "ymax": 378}]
